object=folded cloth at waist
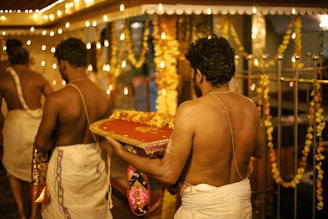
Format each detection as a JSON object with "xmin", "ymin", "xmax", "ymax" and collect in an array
[
  {"xmin": 2, "ymin": 109, "xmax": 41, "ymax": 182},
  {"xmin": 41, "ymin": 143, "xmax": 113, "ymax": 219},
  {"xmin": 175, "ymin": 178, "xmax": 252, "ymax": 219}
]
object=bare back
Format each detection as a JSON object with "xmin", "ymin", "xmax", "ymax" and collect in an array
[
  {"xmin": 35, "ymin": 80, "xmax": 112, "ymax": 150},
  {"xmin": 174, "ymin": 92, "xmax": 264, "ymax": 187},
  {"xmin": 0, "ymin": 65, "xmax": 53, "ymax": 110}
]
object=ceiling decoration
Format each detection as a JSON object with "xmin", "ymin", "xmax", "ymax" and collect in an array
[
  {"xmin": 0, "ymin": 0, "xmax": 327, "ymax": 11},
  {"xmin": 0, "ymin": 0, "xmax": 327, "ymax": 29}
]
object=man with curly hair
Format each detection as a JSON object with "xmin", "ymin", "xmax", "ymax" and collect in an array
[{"xmin": 106, "ymin": 34, "xmax": 264, "ymax": 218}]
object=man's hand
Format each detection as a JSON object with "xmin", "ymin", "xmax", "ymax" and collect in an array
[{"xmin": 105, "ymin": 135, "xmax": 124, "ymax": 154}]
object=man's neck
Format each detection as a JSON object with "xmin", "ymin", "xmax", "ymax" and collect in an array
[{"xmin": 203, "ymin": 84, "xmax": 230, "ymax": 95}]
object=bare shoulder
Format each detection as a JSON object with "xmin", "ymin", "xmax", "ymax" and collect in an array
[
  {"xmin": 234, "ymin": 93, "xmax": 258, "ymax": 109},
  {"xmin": 174, "ymin": 99, "xmax": 201, "ymax": 125},
  {"xmin": 45, "ymin": 87, "xmax": 69, "ymax": 105},
  {"xmin": 176, "ymin": 99, "xmax": 198, "ymax": 115}
]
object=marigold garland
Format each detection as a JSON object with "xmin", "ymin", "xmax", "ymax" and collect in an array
[
  {"xmin": 108, "ymin": 19, "xmax": 150, "ymax": 88},
  {"xmin": 152, "ymin": 15, "xmax": 180, "ymax": 115},
  {"xmin": 257, "ymin": 74, "xmax": 326, "ymax": 210},
  {"xmin": 217, "ymin": 15, "xmax": 303, "ymax": 68},
  {"xmin": 311, "ymin": 82, "xmax": 326, "ymax": 210},
  {"xmin": 108, "ymin": 22, "xmax": 125, "ymax": 82},
  {"xmin": 125, "ymin": 19, "xmax": 150, "ymax": 69}
]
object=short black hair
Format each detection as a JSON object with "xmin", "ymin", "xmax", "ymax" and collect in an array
[
  {"xmin": 54, "ymin": 37, "xmax": 88, "ymax": 68},
  {"xmin": 8, "ymin": 47, "xmax": 29, "ymax": 66},
  {"xmin": 6, "ymin": 38, "xmax": 23, "ymax": 57},
  {"xmin": 185, "ymin": 33, "xmax": 235, "ymax": 87}
]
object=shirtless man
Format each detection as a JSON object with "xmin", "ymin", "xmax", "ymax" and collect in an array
[
  {"xmin": 105, "ymin": 34, "xmax": 264, "ymax": 218},
  {"xmin": 0, "ymin": 46, "xmax": 53, "ymax": 219},
  {"xmin": 34, "ymin": 37, "xmax": 113, "ymax": 219},
  {"xmin": 0, "ymin": 38, "xmax": 23, "ymax": 156}
]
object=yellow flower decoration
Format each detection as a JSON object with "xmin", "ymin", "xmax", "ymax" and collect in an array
[
  {"xmin": 258, "ymin": 74, "xmax": 325, "ymax": 210},
  {"xmin": 125, "ymin": 19, "xmax": 150, "ymax": 69},
  {"xmin": 108, "ymin": 19, "xmax": 151, "ymax": 89},
  {"xmin": 152, "ymin": 15, "xmax": 179, "ymax": 115},
  {"xmin": 217, "ymin": 15, "xmax": 303, "ymax": 68}
]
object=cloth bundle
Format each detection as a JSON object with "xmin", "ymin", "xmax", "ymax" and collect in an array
[{"xmin": 32, "ymin": 147, "xmax": 49, "ymax": 203}]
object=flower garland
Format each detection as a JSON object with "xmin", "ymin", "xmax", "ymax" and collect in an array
[
  {"xmin": 108, "ymin": 22, "xmax": 125, "ymax": 83},
  {"xmin": 218, "ymin": 15, "xmax": 303, "ymax": 68},
  {"xmin": 257, "ymin": 74, "xmax": 326, "ymax": 210},
  {"xmin": 152, "ymin": 15, "xmax": 180, "ymax": 115},
  {"xmin": 292, "ymin": 16, "xmax": 304, "ymax": 69},
  {"xmin": 215, "ymin": 16, "xmax": 229, "ymax": 40},
  {"xmin": 229, "ymin": 20, "xmax": 248, "ymax": 60},
  {"xmin": 311, "ymin": 82, "xmax": 326, "ymax": 210},
  {"xmin": 108, "ymin": 19, "xmax": 150, "ymax": 88},
  {"xmin": 125, "ymin": 19, "xmax": 150, "ymax": 69}
]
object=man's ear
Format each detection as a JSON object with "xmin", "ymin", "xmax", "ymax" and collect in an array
[
  {"xmin": 59, "ymin": 60, "xmax": 67, "ymax": 71},
  {"xmin": 196, "ymin": 68, "xmax": 205, "ymax": 82}
]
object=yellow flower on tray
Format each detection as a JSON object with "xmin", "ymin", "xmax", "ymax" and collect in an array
[{"xmin": 110, "ymin": 110, "xmax": 174, "ymax": 129}]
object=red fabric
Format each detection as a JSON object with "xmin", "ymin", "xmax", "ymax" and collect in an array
[{"xmin": 98, "ymin": 119, "xmax": 172, "ymax": 146}]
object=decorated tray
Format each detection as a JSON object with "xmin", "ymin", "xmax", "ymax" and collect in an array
[{"xmin": 89, "ymin": 110, "xmax": 174, "ymax": 154}]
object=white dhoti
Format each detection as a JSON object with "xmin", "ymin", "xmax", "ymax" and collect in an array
[
  {"xmin": 174, "ymin": 178, "xmax": 252, "ymax": 219},
  {"xmin": 2, "ymin": 109, "xmax": 41, "ymax": 182},
  {"xmin": 41, "ymin": 143, "xmax": 112, "ymax": 219}
]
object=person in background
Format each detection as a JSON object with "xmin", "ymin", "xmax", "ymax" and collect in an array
[
  {"xmin": 34, "ymin": 37, "xmax": 113, "ymax": 219},
  {"xmin": 105, "ymin": 34, "xmax": 264, "ymax": 218},
  {"xmin": 0, "ymin": 38, "xmax": 24, "ymax": 157},
  {"xmin": 0, "ymin": 38, "xmax": 23, "ymax": 74},
  {"xmin": 0, "ymin": 46, "xmax": 53, "ymax": 219}
]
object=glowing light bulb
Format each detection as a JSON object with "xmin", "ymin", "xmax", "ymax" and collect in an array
[
  {"xmin": 87, "ymin": 64, "xmax": 93, "ymax": 71},
  {"xmin": 104, "ymin": 40, "xmax": 109, "ymax": 47},
  {"xmin": 160, "ymin": 60, "xmax": 165, "ymax": 68},
  {"xmin": 120, "ymin": 33, "xmax": 125, "ymax": 41},
  {"xmin": 123, "ymin": 87, "xmax": 129, "ymax": 95},
  {"xmin": 161, "ymin": 32, "xmax": 166, "ymax": 40},
  {"xmin": 158, "ymin": 3, "xmax": 163, "ymax": 11},
  {"xmin": 120, "ymin": 3, "xmax": 125, "ymax": 11},
  {"xmin": 121, "ymin": 60, "xmax": 126, "ymax": 68}
]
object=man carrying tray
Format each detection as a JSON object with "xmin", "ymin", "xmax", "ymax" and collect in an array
[{"xmin": 105, "ymin": 34, "xmax": 264, "ymax": 218}]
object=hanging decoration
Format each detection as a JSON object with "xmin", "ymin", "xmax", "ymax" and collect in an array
[
  {"xmin": 257, "ymin": 71, "xmax": 326, "ymax": 210},
  {"xmin": 311, "ymin": 81, "xmax": 326, "ymax": 210},
  {"xmin": 108, "ymin": 22, "xmax": 124, "ymax": 88},
  {"xmin": 152, "ymin": 15, "xmax": 180, "ymax": 115},
  {"xmin": 217, "ymin": 15, "xmax": 304, "ymax": 68},
  {"xmin": 107, "ymin": 18, "xmax": 151, "ymax": 91},
  {"xmin": 125, "ymin": 18, "xmax": 150, "ymax": 69},
  {"xmin": 292, "ymin": 16, "xmax": 304, "ymax": 68}
]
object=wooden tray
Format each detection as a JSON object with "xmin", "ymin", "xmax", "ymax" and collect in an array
[{"xmin": 90, "ymin": 119, "xmax": 172, "ymax": 154}]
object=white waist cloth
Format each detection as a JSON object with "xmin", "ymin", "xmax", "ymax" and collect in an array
[
  {"xmin": 41, "ymin": 143, "xmax": 112, "ymax": 219},
  {"xmin": 174, "ymin": 178, "xmax": 252, "ymax": 219},
  {"xmin": 2, "ymin": 109, "xmax": 42, "ymax": 182}
]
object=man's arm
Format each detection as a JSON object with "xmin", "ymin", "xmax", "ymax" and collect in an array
[
  {"xmin": 106, "ymin": 101, "xmax": 194, "ymax": 185},
  {"xmin": 34, "ymin": 94, "xmax": 59, "ymax": 152}
]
